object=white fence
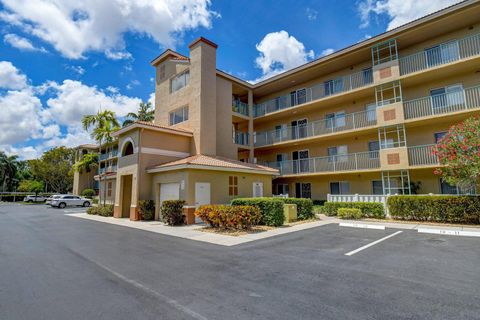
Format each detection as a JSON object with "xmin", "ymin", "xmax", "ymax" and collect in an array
[{"xmin": 327, "ymin": 194, "xmax": 390, "ymax": 216}]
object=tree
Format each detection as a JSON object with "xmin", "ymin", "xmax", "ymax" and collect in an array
[
  {"xmin": 0, "ymin": 151, "xmax": 18, "ymax": 192},
  {"xmin": 74, "ymin": 153, "xmax": 99, "ymax": 173},
  {"xmin": 29, "ymin": 147, "xmax": 75, "ymax": 193},
  {"xmin": 82, "ymin": 110, "xmax": 120, "ymax": 205},
  {"xmin": 122, "ymin": 101, "xmax": 154, "ymax": 127},
  {"xmin": 433, "ymin": 116, "xmax": 480, "ymax": 191},
  {"xmin": 18, "ymin": 180, "xmax": 44, "ymax": 196}
]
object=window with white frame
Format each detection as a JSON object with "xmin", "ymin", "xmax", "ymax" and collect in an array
[
  {"xmin": 169, "ymin": 106, "xmax": 189, "ymax": 125},
  {"xmin": 170, "ymin": 70, "xmax": 189, "ymax": 93},
  {"xmin": 330, "ymin": 181, "xmax": 350, "ymax": 195},
  {"xmin": 382, "ymin": 170, "xmax": 410, "ymax": 195},
  {"xmin": 378, "ymin": 125, "xmax": 406, "ymax": 149},
  {"xmin": 375, "ymin": 81, "xmax": 402, "ymax": 106},
  {"xmin": 430, "ymin": 84, "xmax": 465, "ymax": 111},
  {"xmin": 371, "ymin": 39, "xmax": 398, "ymax": 65}
]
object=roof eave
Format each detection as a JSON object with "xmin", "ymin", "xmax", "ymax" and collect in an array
[{"xmin": 146, "ymin": 163, "xmax": 279, "ymax": 175}]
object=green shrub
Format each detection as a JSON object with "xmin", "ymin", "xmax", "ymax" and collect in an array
[
  {"xmin": 195, "ymin": 205, "xmax": 261, "ymax": 229},
  {"xmin": 87, "ymin": 205, "xmax": 113, "ymax": 217},
  {"xmin": 313, "ymin": 200, "xmax": 326, "ymax": 206},
  {"xmin": 160, "ymin": 200, "xmax": 186, "ymax": 225},
  {"xmin": 92, "ymin": 198, "xmax": 99, "ymax": 204},
  {"xmin": 81, "ymin": 188, "xmax": 96, "ymax": 199},
  {"xmin": 337, "ymin": 208, "xmax": 363, "ymax": 219},
  {"xmin": 388, "ymin": 195, "xmax": 480, "ymax": 224},
  {"xmin": 323, "ymin": 202, "xmax": 384, "ymax": 218},
  {"xmin": 231, "ymin": 198, "xmax": 284, "ymax": 226},
  {"xmin": 138, "ymin": 200, "xmax": 155, "ymax": 221}
]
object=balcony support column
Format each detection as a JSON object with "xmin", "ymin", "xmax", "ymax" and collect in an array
[{"xmin": 248, "ymin": 89, "xmax": 254, "ymax": 162}]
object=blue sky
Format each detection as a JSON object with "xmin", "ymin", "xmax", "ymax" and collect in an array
[{"xmin": 0, "ymin": 0, "xmax": 460, "ymax": 159}]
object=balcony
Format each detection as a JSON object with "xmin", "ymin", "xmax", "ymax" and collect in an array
[
  {"xmin": 234, "ymin": 132, "xmax": 249, "ymax": 146},
  {"xmin": 408, "ymin": 144, "xmax": 438, "ymax": 166},
  {"xmin": 255, "ymin": 109, "xmax": 376, "ymax": 147},
  {"xmin": 403, "ymin": 85, "xmax": 480, "ymax": 120},
  {"xmin": 99, "ymin": 153, "xmax": 108, "ymax": 161},
  {"xmin": 267, "ymin": 151, "xmax": 380, "ymax": 176},
  {"xmin": 399, "ymin": 32, "xmax": 480, "ymax": 76},
  {"xmin": 253, "ymin": 68, "xmax": 373, "ymax": 117},
  {"xmin": 232, "ymin": 100, "xmax": 249, "ymax": 117},
  {"xmin": 109, "ymin": 150, "xmax": 118, "ymax": 158}
]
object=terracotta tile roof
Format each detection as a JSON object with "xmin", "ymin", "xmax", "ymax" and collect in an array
[
  {"xmin": 134, "ymin": 121, "xmax": 193, "ymax": 133},
  {"xmin": 149, "ymin": 154, "xmax": 278, "ymax": 174}
]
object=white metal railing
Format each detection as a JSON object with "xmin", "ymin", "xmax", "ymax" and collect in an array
[
  {"xmin": 399, "ymin": 32, "xmax": 480, "ymax": 75},
  {"xmin": 403, "ymin": 85, "xmax": 480, "ymax": 119},
  {"xmin": 234, "ymin": 132, "xmax": 249, "ymax": 146},
  {"xmin": 255, "ymin": 109, "xmax": 377, "ymax": 147},
  {"xmin": 253, "ymin": 68, "xmax": 373, "ymax": 117},
  {"xmin": 408, "ymin": 144, "xmax": 438, "ymax": 166},
  {"xmin": 232, "ymin": 100, "xmax": 249, "ymax": 116},
  {"xmin": 267, "ymin": 151, "xmax": 380, "ymax": 176}
]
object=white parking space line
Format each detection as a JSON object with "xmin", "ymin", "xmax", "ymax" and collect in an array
[
  {"xmin": 339, "ymin": 222, "xmax": 385, "ymax": 230},
  {"xmin": 345, "ymin": 231, "xmax": 403, "ymax": 256},
  {"xmin": 418, "ymin": 228, "xmax": 480, "ymax": 237}
]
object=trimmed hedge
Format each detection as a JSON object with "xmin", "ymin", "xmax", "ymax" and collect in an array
[
  {"xmin": 338, "ymin": 208, "xmax": 363, "ymax": 219},
  {"xmin": 87, "ymin": 204, "xmax": 113, "ymax": 217},
  {"xmin": 195, "ymin": 205, "xmax": 261, "ymax": 229},
  {"xmin": 81, "ymin": 188, "xmax": 96, "ymax": 199},
  {"xmin": 388, "ymin": 195, "xmax": 480, "ymax": 224},
  {"xmin": 138, "ymin": 200, "xmax": 155, "ymax": 221},
  {"xmin": 160, "ymin": 200, "xmax": 185, "ymax": 225},
  {"xmin": 231, "ymin": 198, "xmax": 284, "ymax": 226},
  {"xmin": 323, "ymin": 202, "xmax": 384, "ymax": 218}
]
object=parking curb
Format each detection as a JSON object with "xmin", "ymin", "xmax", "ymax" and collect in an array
[
  {"xmin": 339, "ymin": 222, "xmax": 385, "ymax": 230},
  {"xmin": 417, "ymin": 228, "xmax": 480, "ymax": 237}
]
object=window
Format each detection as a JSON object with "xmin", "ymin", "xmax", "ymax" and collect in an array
[
  {"xmin": 330, "ymin": 182, "xmax": 350, "ymax": 195},
  {"xmin": 375, "ymin": 80, "xmax": 402, "ymax": 106},
  {"xmin": 434, "ymin": 132, "xmax": 447, "ymax": 143},
  {"xmin": 368, "ymin": 141, "xmax": 380, "ymax": 159},
  {"xmin": 366, "ymin": 102, "xmax": 377, "ymax": 122},
  {"xmin": 290, "ymin": 88, "xmax": 307, "ymax": 106},
  {"xmin": 291, "ymin": 118, "xmax": 308, "ymax": 139},
  {"xmin": 229, "ymin": 176, "xmax": 238, "ymax": 196},
  {"xmin": 430, "ymin": 84, "xmax": 464, "ymax": 112},
  {"xmin": 372, "ymin": 180, "xmax": 383, "ymax": 195},
  {"xmin": 382, "ymin": 170, "xmax": 410, "ymax": 194},
  {"xmin": 122, "ymin": 141, "xmax": 134, "ymax": 156},
  {"xmin": 440, "ymin": 179, "xmax": 475, "ymax": 195},
  {"xmin": 378, "ymin": 125, "xmax": 406, "ymax": 149},
  {"xmin": 295, "ymin": 183, "xmax": 311, "ymax": 198},
  {"xmin": 274, "ymin": 124, "xmax": 287, "ymax": 139},
  {"xmin": 276, "ymin": 184, "xmax": 289, "ymax": 195},
  {"xmin": 324, "ymin": 78, "xmax": 344, "ymax": 96},
  {"xmin": 425, "ymin": 40, "xmax": 459, "ymax": 67},
  {"xmin": 107, "ymin": 181, "xmax": 113, "ymax": 197},
  {"xmin": 276, "ymin": 153, "xmax": 288, "ymax": 162},
  {"xmin": 362, "ymin": 67, "xmax": 373, "ymax": 84},
  {"xmin": 170, "ymin": 70, "xmax": 189, "ymax": 93},
  {"xmin": 325, "ymin": 112, "xmax": 346, "ymax": 129},
  {"xmin": 328, "ymin": 145, "xmax": 348, "ymax": 162},
  {"xmin": 371, "ymin": 39, "xmax": 398, "ymax": 65},
  {"xmin": 169, "ymin": 106, "xmax": 189, "ymax": 125},
  {"xmin": 292, "ymin": 150, "xmax": 309, "ymax": 173}
]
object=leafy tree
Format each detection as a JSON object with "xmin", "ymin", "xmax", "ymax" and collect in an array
[
  {"xmin": 0, "ymin": 151, "xmax": 18, "ymax": 191},
  {"xmin": 82, "ymin": 110, "xmax": 119, "ymax": 205},
  {"xmin": 29, "ymin": 147, "xmax": 75, "ymax": 193},
  {"xmin": 74, "ymin": 152, "xmax": 99, "ymax": 173},
  {"xmin": 433, "ymin": 116, "xmax": 480, "ymax": 191},
  {"xmin": 122, "ymin": 101, "xmax": 154, "ymax": 127},
  {"xmin": 18, "ymin": 180, "xmax": 44, "ymax": 196}
]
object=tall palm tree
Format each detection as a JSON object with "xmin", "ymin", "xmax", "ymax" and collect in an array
[
  {"xmin": 74, "ymin": 153, "xmax": 99, "ymax": 174},
  {"xmin": 122, "ymin": 101, "xmax": 155, "ymax": 127},
  {"xmin": 82, "ymin": 110, "xmax": 120, "ymax": 205},
  {"xmin": 0, "ymin": 152, "xmax": 18, "ymax": 192}
]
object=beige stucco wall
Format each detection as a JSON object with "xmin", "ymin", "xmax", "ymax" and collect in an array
[{"xmin": 72, "ymin": 170, "xmax": 96, "ymax": 195}]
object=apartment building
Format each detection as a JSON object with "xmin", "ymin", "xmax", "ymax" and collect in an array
[{"xmin": 73, "ymin": 0, "xmax": 480, "ymax": 220}]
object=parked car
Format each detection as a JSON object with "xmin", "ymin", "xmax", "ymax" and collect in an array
[
  {"xmin": 46, "ymin": 194, "xmax": 65, "ymax": 205},
  {"xmin": 23, "ymin": 195, "xmax": 47, "ymax": 203},
  {"xmin": 50, "ymin": 195, "xmax": 91, "ymax": 208}
]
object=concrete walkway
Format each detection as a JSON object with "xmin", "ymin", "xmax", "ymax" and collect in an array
[{"xmin": 66, "ymin": 213, "xmax": 334, "ymax": 246}]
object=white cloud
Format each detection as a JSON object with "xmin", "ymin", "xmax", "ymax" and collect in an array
[
  {"xmin": 0, "ymin": 0, "xmax": 219, "ymax": 59},
  {"xmin": 126, "ymin": 79, "xmax": 140, "ymax": 90},
  {"xmin": 320, "ymin": 48, "xmax": 335, "ymax": 57},
  {"xmin": 3, "ymin": 33, "xmax": 47, "ymax": 52},
  {"xmin": 306, "ymin": 8, "xmax": 318, "ymax": 21},
  {"xmin": 0, "ymin": 145, "xmax": 43, "ymax": 160},
  {"xmin": 43, "ymin": 79, "xmax": 141, "ymax": 126},
  {"xmin": 359, "ymin": 0, "xmax": 461, "ymax": 30},
  {"xmin": 252, "ymin": 31, "xmax": 314, "ymax": 83},
  {"xmin": 65, "ymin": 65, "xmax": 85, "ymax": 75},
  {"xmin": 0, "ymin": 61, "xmax": 28, "ymax": 89},
  {"xmin": 105, "ymin": 49, "xmax": 132, "ymax": 60},
  {"xmin": 41, "ymin": 124, "xmax": 60, "ymax": 139}
]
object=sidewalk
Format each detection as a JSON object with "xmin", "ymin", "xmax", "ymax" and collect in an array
[{"xmin": 66, "ymin": 213, "xmax": 334, "ymax": 246}]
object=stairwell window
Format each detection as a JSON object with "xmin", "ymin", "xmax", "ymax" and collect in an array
[
  {"xmin": 170, "ymin": 70, "xmax": 189, "ymax": 93},
  {"xmin": 169, "ymin": 106, "xmax": 189, "ymax": 125}
]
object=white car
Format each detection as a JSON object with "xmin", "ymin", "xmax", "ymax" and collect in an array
[
  {"xmin": 46, "ymin": 194, "xmax": 66, "ymax": 205},
  {"xmin": 50, "ymin": 195, "xmax": 91, "ymax": 208},
  {"xmin": 24, "ymin": 195, "xmax": 47, "ymax": 203}
]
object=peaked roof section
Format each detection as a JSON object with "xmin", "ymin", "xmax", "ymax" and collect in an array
[
  {"xmin": 147, "ymin": 154, "xmax": 279, "ymax": 175},
  {"xmin": 150, "ymin": 49, "xmax": 189, "ymax": 66},
  {"xmin": 112, "ymin": 121, "xmax": 193, "ymax": 137}
]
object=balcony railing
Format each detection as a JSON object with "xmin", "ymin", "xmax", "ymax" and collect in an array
[
  {"xmin": 253, "ymin": 68, "xmax": 373, "ymax": 117},
  {"xmin": 234, "ymin": 132, "xmax": 249, "ymax": 146},
  {"xmin": 255, "ymin": 109, "xmax": 376, "ymax": 147},
  {"xmin": 232, "ymin": 100, "xmax": 249, "ymax": 116},
  {"xmin": 403, "ymin": 85, "xmax": 480, "ymax": 120},
  {"xmin": 408, "ymin": 144, "xmax": 438, "ymax": 166},
  {"xmin": 267, "ymin": 151, "xmax": 380, "ymax": 176},
  {"xmin": 109, "ymin": 150, "xmax": 118, "ymax": 158},
  {"xmin": 99, "ymin": 153, "xmax": 108, "ymax": 161},
  {"xmin": 399, "ymin": 32, "xmax": 480, "ymax": 75}
]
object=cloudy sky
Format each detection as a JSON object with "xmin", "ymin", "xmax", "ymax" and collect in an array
[{"xmin": 0, "ymin": 0, "xmax": 461, "ymax": 159}]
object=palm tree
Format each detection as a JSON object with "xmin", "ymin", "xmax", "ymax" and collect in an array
[
  {"xmin": 82, "ymin": 110, "xmax": 120, "ymax": 205},
  {"xmin": 122, "ymin": 101, "xmax": 154, "ymax": 127},
  {"xmin": 74, "ymin": 153, "xmax": 99, "ymax": 174},
  {"xmin": 0, "ymin": 152, "xmax": 18, "ymax": 192}
]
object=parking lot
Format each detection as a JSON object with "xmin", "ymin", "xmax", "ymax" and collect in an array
[{"xmin": 1, "ymin": 202, "xmax": 479, "ymax": 320}]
